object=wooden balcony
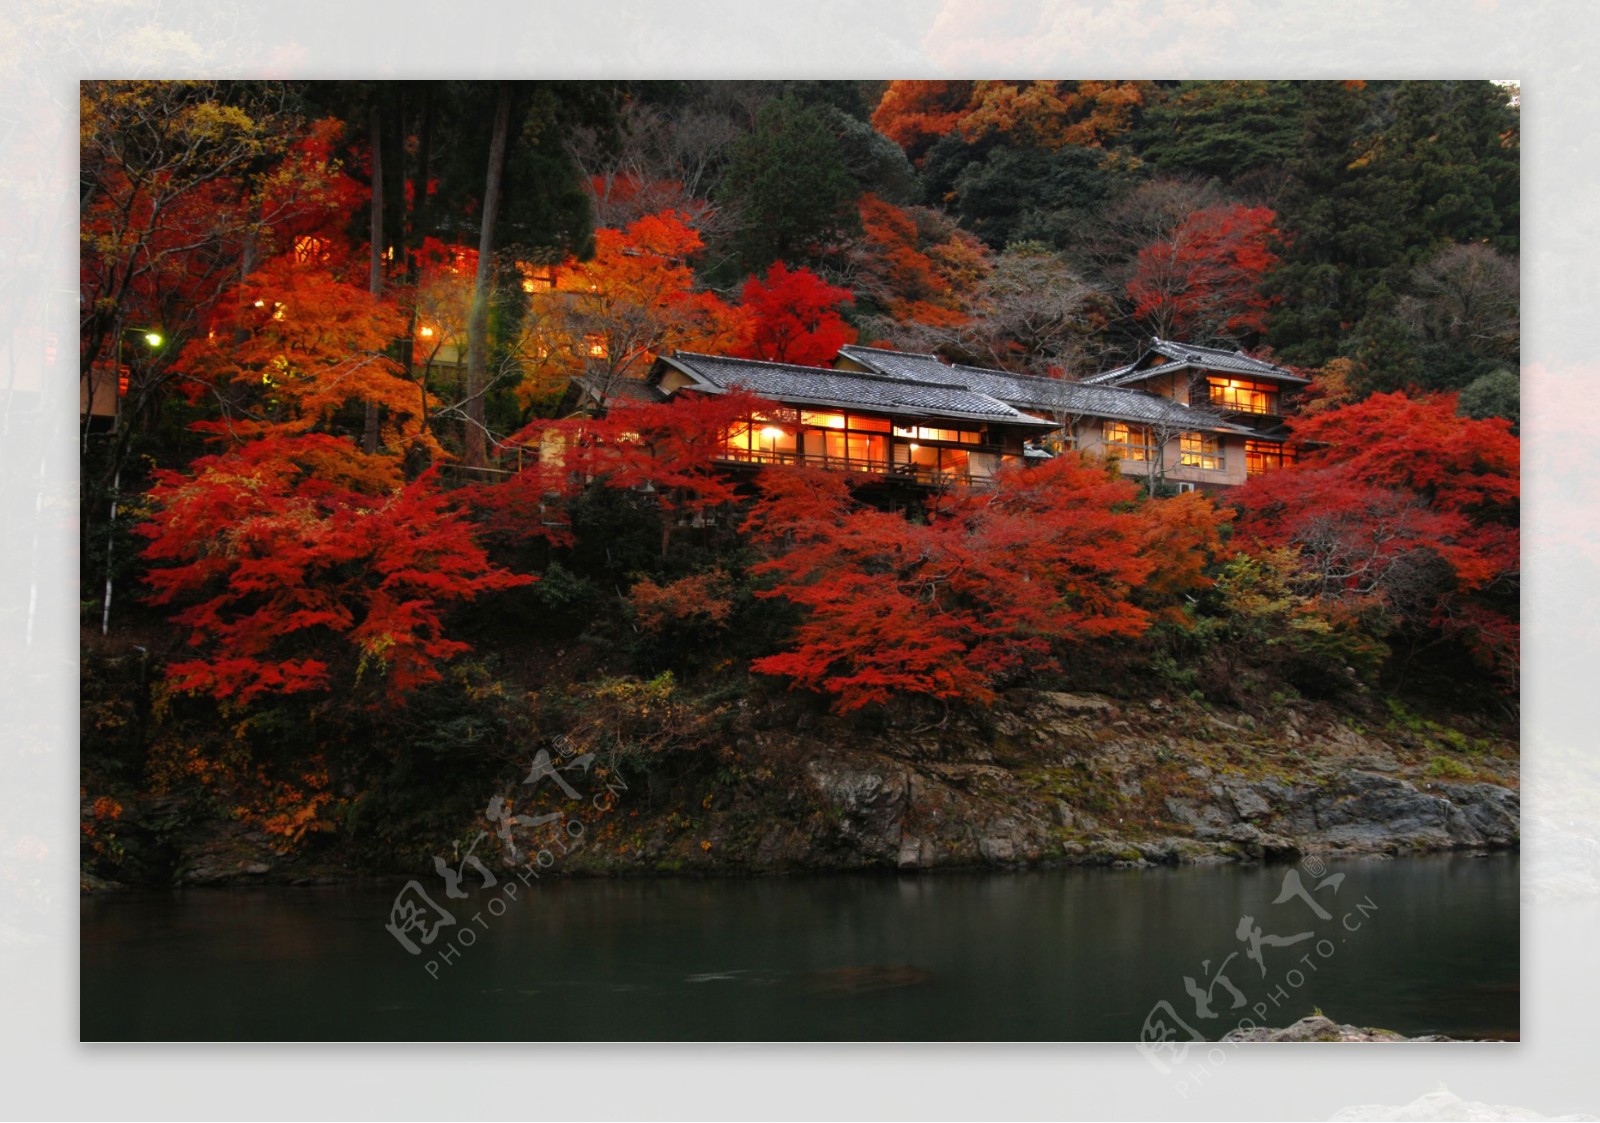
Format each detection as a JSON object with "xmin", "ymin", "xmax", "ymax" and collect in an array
[{"xmin": 716, "ymin": 446, "xmax": 982, "ymax": 486}]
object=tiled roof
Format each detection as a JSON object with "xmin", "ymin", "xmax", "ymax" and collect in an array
[
  {"xmin": 1082, "ymin": 338, "xmax": 1308, "ymax": 386},
  {"xmin": 658, "ymin": 352, "xmax": 1055, "ymax": 427},
  {"xmin": 836, "ymin": 345, "xmax": 1252, "ymax": 435},
  {"xmin": 573, "ymin": 375, "xmax": 667, "ymax": 404}
]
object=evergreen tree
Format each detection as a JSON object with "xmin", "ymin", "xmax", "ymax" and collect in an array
[
  {"xmin": 1265, "ymin": 81, "xmax": 1518, "ymax": 373},
  {"xmin": 1133, "ymin": 81, "xmax": 1305, "ymax": 187},
  {"xmin": 716, "ymin": 95, "xmax": 863, "ymax": 274}
]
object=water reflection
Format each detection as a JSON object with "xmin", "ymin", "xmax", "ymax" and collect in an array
[{"xmin": 81, "ymin": 854, "xmax": 1518, "ymax": 1041}]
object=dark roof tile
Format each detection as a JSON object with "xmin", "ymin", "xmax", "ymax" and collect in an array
[
  {"xmin": 1083, "ymin": 338, "xmax": 1308, "ymax": 385},
  {"xmin": 660, "ymin": 352, "xmax": 1055, "ymax": 427},
  {"xmin": 836, "ymin": 345, "xmax": 1252, "ymax": 435}
]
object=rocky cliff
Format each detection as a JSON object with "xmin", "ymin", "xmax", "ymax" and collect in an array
[{"xmin": 87, "ymin": 686, "xmax": 1519, "ymax": 887}]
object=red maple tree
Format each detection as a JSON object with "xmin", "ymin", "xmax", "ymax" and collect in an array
[
  {"xmin": 735, "ymin": 263, "xmax": 856, "ymax": 367},
  {"xmin": 140, "ymin": 439, "xmax": 530, "ymax": 703},
  {"xmin": 514, "ymin": 388, "xmax": 773, "ymax": 556},
  {"xmin": 141, "ymin": 249, "xmax": 525, "ymax": 703},
  {"xmin": 744, "ymin": 456, "xmax": 1221, "ymax": 711},
  {"xmin": 1234, "ymin": 392, "xmax": 1519, "ymax": 683},
  {"xmin": 1126, "ymin": 204, "xmax": 1280, "ymax": 342}
]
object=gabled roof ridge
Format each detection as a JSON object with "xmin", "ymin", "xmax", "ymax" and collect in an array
[
  {"xmin": 1153, "ymin": 337, "xmax": 1246, "ymax": 357},
  {"xmin": 837, "ymin": 342, "xmax": 945, "ymax": 362},
  {"xmin": 671, "ymin": 350, "xmax": 973, "ymax": 391}
]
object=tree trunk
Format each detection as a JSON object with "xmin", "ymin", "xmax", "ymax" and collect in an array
[
  {"xmin": 465, "ymin": 83, "xmax": 511, "ymax": 471},
  {"xmin": 401, "ymin": 84, "xmax": 433, "ymax": 437},
  {"xmin": 363, "ymin": 104, "xmax": 384, "ymax": 455}
]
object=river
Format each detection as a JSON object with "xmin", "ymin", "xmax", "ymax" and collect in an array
[{"xmin": 80, "ymin": 852, "xmax": 1517, "ymax": 1041}]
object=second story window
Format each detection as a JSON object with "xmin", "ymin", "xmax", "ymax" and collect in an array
[{"xmin": 1208, "ymin": 377, "xmax": 1279, "ymax": 415}]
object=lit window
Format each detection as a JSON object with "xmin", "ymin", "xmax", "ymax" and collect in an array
[
  {"xmin": 521, "ymin": 265, "xmax": 556, "ymax": 293},
  {"xmin": 585, "ymin": 334, "xmax": 608, "ymax": 359},
  {"xmin": 1103, "ymin": 421, "xmax": 1151, "ymax": 461},
  {"xmin": 801, "ymin": 411, "xmax": 846, "ymax": 429},
  {"xmin": 891, "ymin": 424, "xmax": 981, "ymax": 444},
  {"xmin": 1180, "ymin": 432, "xmax": 1224, "ymax": 471},
  {"xmin": 848, "ymin": 415, "xmax": 892, "ymax": 433},
  {"xmin": 293, "ymin": 236, "xmax": 329, "ymax": 264},
  {"xmin": 1245, "ymin": 439, "xmax": 1295, "ymax": 476},
  {"xmin": 418, "ymin": 325, "xmax": 435, "ymax": 338},
  {"xmin": 1208, "ymin": 377, "xmax": 1279, "ymax": 415}
]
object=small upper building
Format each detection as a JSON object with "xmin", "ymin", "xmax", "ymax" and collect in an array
[{"xmin": 1082, "ymin": 338, "xmax": 1307, "ymax": 477}]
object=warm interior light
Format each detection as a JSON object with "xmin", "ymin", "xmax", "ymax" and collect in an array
[
  {"xmin": 254, "ymin": 300, "xmax": 266, "ymax": 308},
  {"xmin": 828, "ymin": 416, "xmax": 844, "ymax": 428},
  {"xmin": 419, "ymin": 326, "xmax": 435, "ymax": 338},
  {"xmin": 909, "ymin": 442, "xmax": 919, "ymax": 451},
  {"xmin": 760, "ymin": 426, "xmax": 785, "ymax": 440}
]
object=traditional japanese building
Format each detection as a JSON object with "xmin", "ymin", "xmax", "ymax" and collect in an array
[
  {"xmin": 567, "ymin": 338, "xmax": 1304, "ymax": 492},
  {"xmin": 836, "ymin": 344, "xmax": 1274, "ymax": 491},
  {"xmin": 646, "ymin": 351, "xmax": 1056, "ymax": 485}
]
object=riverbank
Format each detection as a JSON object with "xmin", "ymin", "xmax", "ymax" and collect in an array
[
  {"xmin": 1222, "ymin": 1015, "xmax": 1459, "ymax": 1042},
  {"xmin": 82, "ymin": 685, "xmax": 1518, "ymax": 891}
]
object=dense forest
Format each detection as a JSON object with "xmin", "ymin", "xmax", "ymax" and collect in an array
[{"xmin": 79, "ymin": 80, "xmax": 1520, "ymax": 882}]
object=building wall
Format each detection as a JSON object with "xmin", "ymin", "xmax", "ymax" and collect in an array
[{"xmin": 1071, "ymin": 422, "xmax": 1250, "ymax": 489}]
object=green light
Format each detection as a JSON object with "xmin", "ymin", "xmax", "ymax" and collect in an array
[{"xmin": 143, "ymin": 331, "xmax": 163, "ymax": 347}]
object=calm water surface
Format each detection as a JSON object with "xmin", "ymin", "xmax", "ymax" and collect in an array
[{"xmin": 80, "ymin": 853, "xmax": 1517, "ymax": 1041}]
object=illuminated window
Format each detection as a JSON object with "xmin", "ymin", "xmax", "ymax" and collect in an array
[
  {"xmin": 293, "ymin": 236, "xmax": 329, "ymax": 264},
  {"xmin": 1180, "ymin": 432, "xmax": 1224, "ymax": 471},
  {"xmin": 723, "ymin": 417, "xmax": 797, "ymax": 463},
  {"xmin": 521, "ymin": 265, "xmax": 556, "ymax": 293},
  {"xmin": 848, "ymin": 415, "xmax": 892, "ymax": 433},
  {"xmin": 418, "ymin": 325, "xmax": 435, "ymax": 338},
  {"xmin": 1208, "ymin": 377, "xmax": 1279, "ymax": 415},
  {"xmin": 584, "ymin": 334, "xmax": 608, "ymax": 359},
  {"xmin": 894, "ymin": 442, "xmax": 969, "ymax": 478},
  {"xmin": 1245, "ymin": 439, "xmax": 1295, "ymax": 476},
  {"xmin": 1103, "ymin": 420, "xmax": 1151, "ymax": 461},
  {"xmin": 801, "ymin": 411, "xmax": 846, "ymax": 429},
  {"xmin": 891, "ymin": 424, "xmax": 982, "ymax": 444}
]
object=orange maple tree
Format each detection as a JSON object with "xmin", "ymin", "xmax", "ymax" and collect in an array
[
  {"xmin": 853, "ymin": 194, "xmax": 991, "ymax": 331},
  {"xmin": 870, "ymin": 80, "xmax": 975, "ymax": 164},
  {"xmin": 958, "ymin": 80, "xmax": 1151, "ymax": 149},
  {"xmin": 523, "ymin": 209, "xmax": 748, "ymax": 408},
  {"xmin": 141, "ymin": 251, "xmax": 525, "ymax": 703}
]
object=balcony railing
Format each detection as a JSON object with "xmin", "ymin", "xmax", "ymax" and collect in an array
[
  {"xmin": 1207, "ymin": 392, "xmax": 1281, "ymax": 417},
  {"xmin": 717, "ymin": 446, "xmax": 978, "ymax": 485}
]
